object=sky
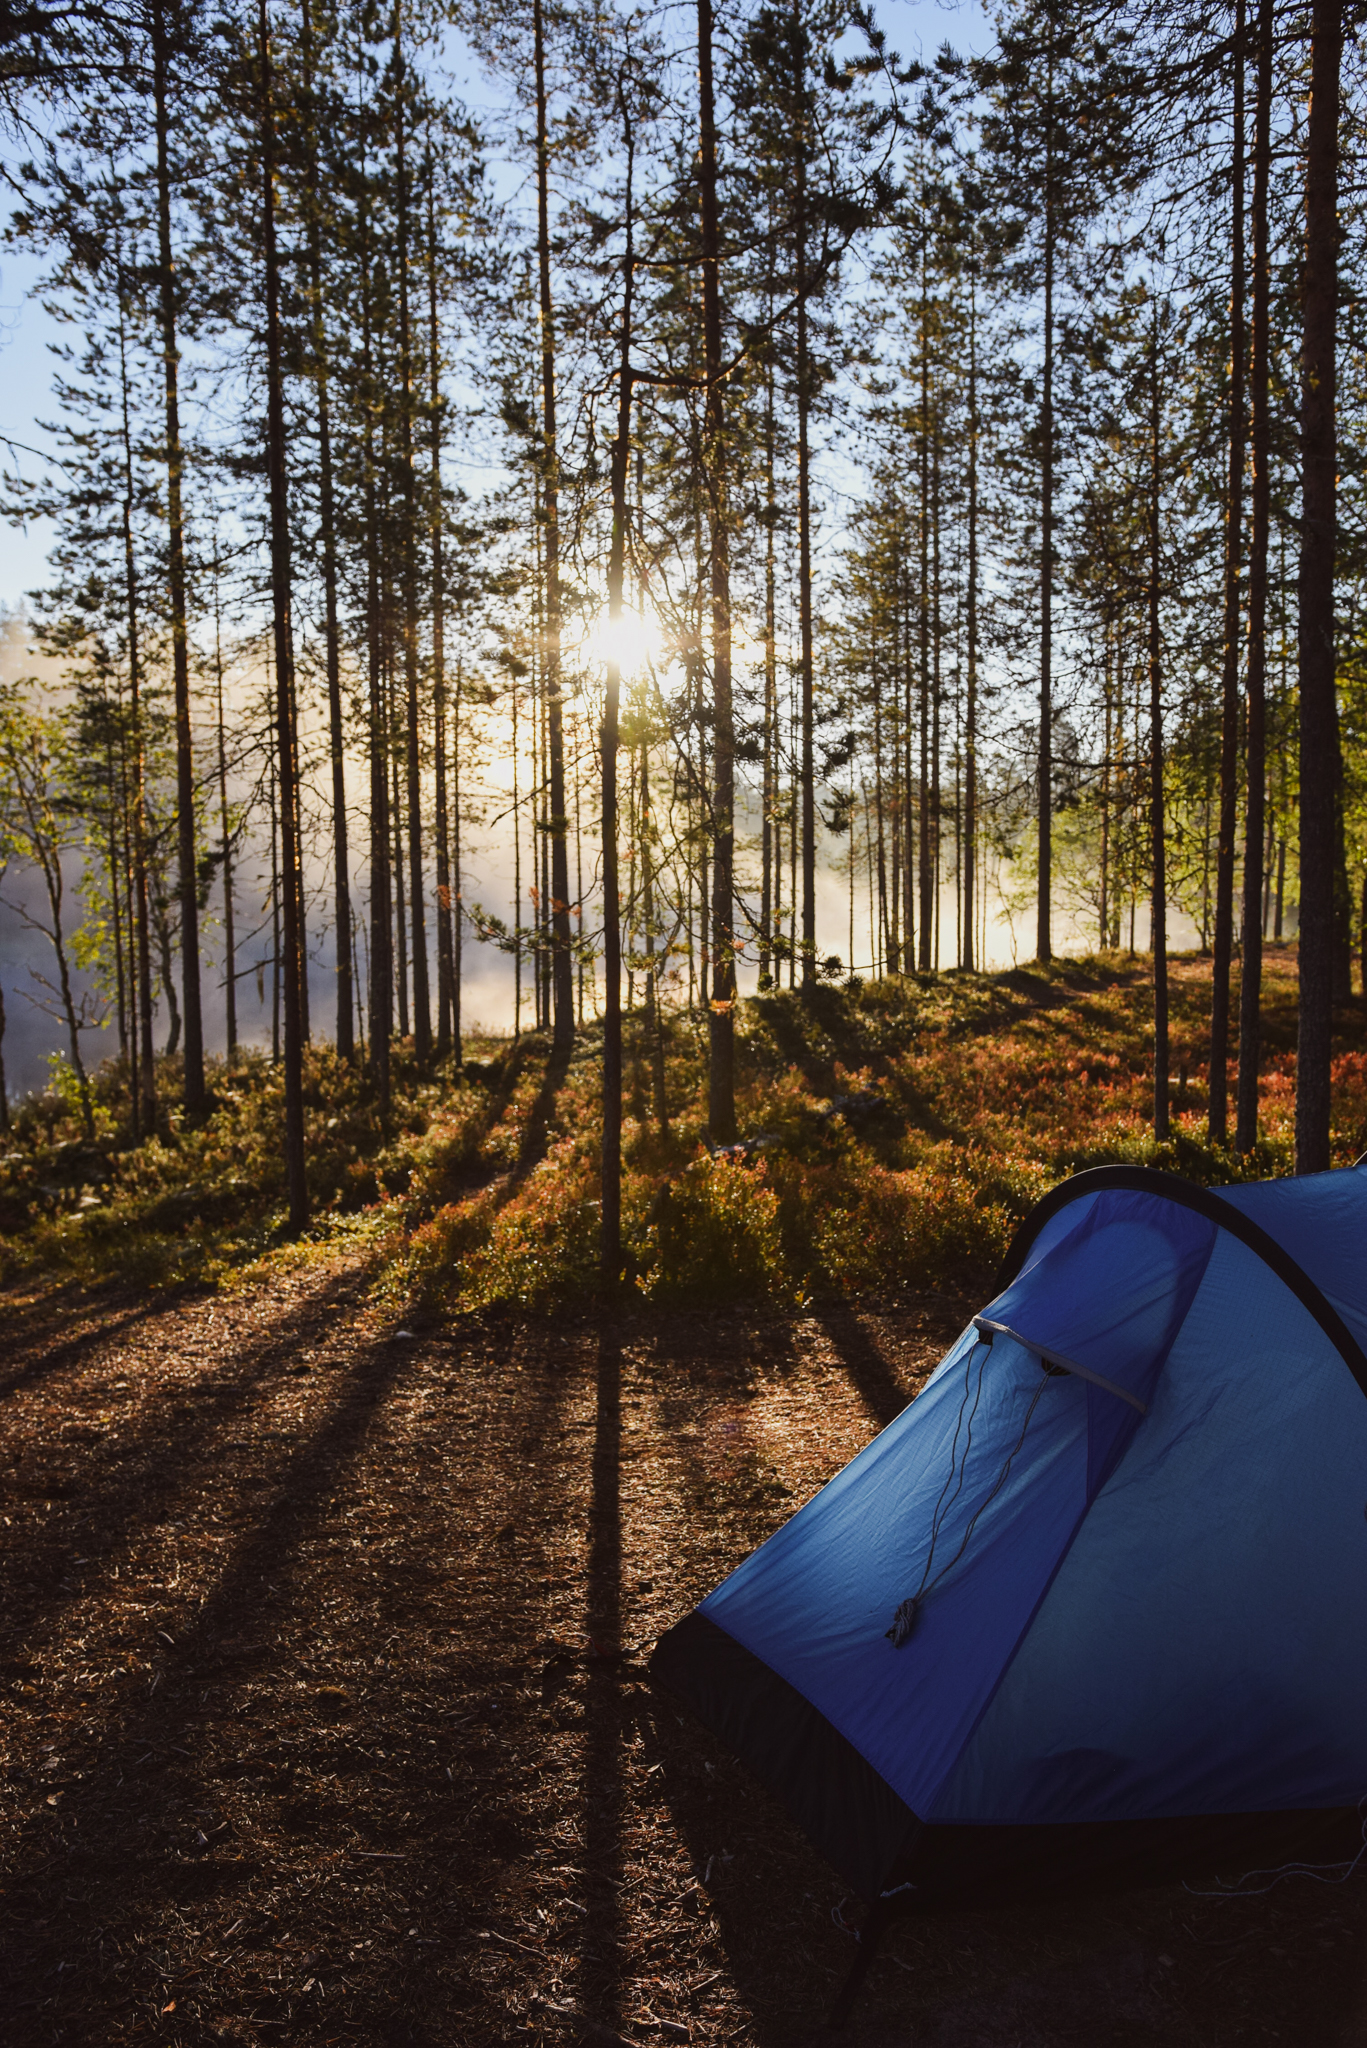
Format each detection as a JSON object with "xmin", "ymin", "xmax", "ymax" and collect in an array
[
  {"xmin": 6, "ymin": 0, "xmax": 1160, "ymax": 1099},
  {"xmin": 0, "ymin": 0, "xmax": 993, "ymax": 608}
]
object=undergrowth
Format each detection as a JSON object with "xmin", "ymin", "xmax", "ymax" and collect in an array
[{"xmin": 3, "ymin": 945, "xmax": 1364, "ymax": 1314}]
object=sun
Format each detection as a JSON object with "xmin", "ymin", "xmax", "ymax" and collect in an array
[{"xmin": 585, "ymin": 607, "xmax": 663, "ymax": 677}]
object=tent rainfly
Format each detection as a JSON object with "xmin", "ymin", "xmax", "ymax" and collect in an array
[{"xmin": 652, "ymin": 1165, "xmax": 1367, "ymax": 1959}]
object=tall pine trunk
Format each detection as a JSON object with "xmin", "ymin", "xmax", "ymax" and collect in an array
[
  {"xmin": 601, "ymin": 93, "xmax": 636, "ymax": 1292},
  {"xmin": 301, "ymin": 0, "xmax": 352, "ymax": 1060},
  {"xmin": 1295, "ymin": 0, "xmax": 1343, "ymax": 1172},
  {"xmin": 1237, "ymin": 0, "xmax": 1273, "ymax": 1153},
  {"xmin": 212, "ymin": 554, "xmax": 237, "ymax": 1057},
  {"xmin": 760, "ymin": 338, "xmax": 777, "ymax": 986},
  {"xmin": 1149, "ymin": 309, "xmax": 1169, "ymax": 1142},
  {"xmin": 1210, "ymin": 0, "xmax": 1245, "ymax": 1146},
  {"xmin": 393, "ymin": 4, "xmax": 431, "ymax": 1066},
  {"xmin": 259, "ymin": 0, "xmax": 306, "ymax": 1228},
  {"xmin": 1037, "ymin": 31, "xmax": 1055, "ymax": 964},
  {"xmin": 698, "ymin": 0, "xmax": 735, "ymax": 1140},
  {"xmin": 793, "ymin": 6, "xmax": 816, "ymax": 986},
  {"xmin": 917, "ymin": 278, "xmax": 932, "ymax": 970},
  {"xmin": 964, "ymin": 246, "xmax": 979, "ymax": 973},
  {"xmin": 151, "ymin": 0, "xmax": 205, "ymax": 1112},
  {"xmin": 115, "ymin": 234, "xmax": 157, "ymax": 1133},
  {"xmin": 532, "ymin": 0, "xmax": 575, "ymax": 1048},
  {"xmin": 361, "ymin": 181, "xmax": 392, "ymax": 1118},
  {"xmin": 430, "ymin": 169, "xmax": 455, "ymax": 1060}
]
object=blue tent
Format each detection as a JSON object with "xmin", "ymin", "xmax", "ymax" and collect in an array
[{"xmin": 652, "ymin": 1164, "xmax": 1367, "ymax": 1909}]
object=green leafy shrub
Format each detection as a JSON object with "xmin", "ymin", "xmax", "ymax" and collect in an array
[{"xmin": 633, "ymin": 1153, "xmax": 792, "ymax": 1306}]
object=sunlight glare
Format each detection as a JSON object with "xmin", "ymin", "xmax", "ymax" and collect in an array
[{"xmin": 588, "ymin": 607, "xmax": 663, "ymax": 677}]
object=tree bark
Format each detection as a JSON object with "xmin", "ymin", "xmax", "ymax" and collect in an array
[
  {"xmin": 114, "ymin": 230, "xmax": 157, "ymax": 1133},
  {"xmin": 793, "ymin": 6, "xmax": 816, "ymax": 986},
  {"xmin": 532, "ymin": 0, "xmax": 575, "ymax": 1048},
  {"xmin": 301, "ymin": 0, "xmax": 352, "ymax": 1061},
  {"xmin": 361, "ymin": 172, "xmax": 391, "ymax": 1118},
  {"xmin": 1036, "ymin": 29, "xmax": 1055, "ymax": 965},
  {"xmin": 1149, "ymin": 308, "xmax": 1169, "ymax": 1143},
  {"xmin": 1237, "ymin": 0, "xmax": 1273, "ymax": 1154},
  {"xmin": 212, "ymin": 551, "xmax": 236, "ymax": 1058},
  {"xmin": 964, "ymin": 242, "xmax": 979, "ymax": 972},
  {"xmin": 259, "ymin": 0, "xmax": 307, "ymax": 1230},
  {"xmin": 151, "ymin": 0, "xmax": 205, "ymax": 1112},
  {"xmin": 1295, "ymin": 0, "xmax": 1343, "ymax": 1173},
  {"xmin": 917, "ymin": 267, "xmax": 933, "ymax": 971},
  {"xmin": 760, "ymin": 335, "xmax": 777, "ymax": 986},
  {"xmin": 431, "ymin": 198, "xmax": 454, "ymax": 1062},
  {"xmin": 698, "ymin": 0, "xmax": 735, "ymax": 1140},
  {"xmin": 601, "ymin": 95, "xmax": 636, "ymax": 1294},
  {"xmin": 1209, "ymin": 0, "xmax": 1245, "ymax": 1145},
  {"xmin": 393, "ymin": 2, "xmax": 430, "ymax": 1066}
]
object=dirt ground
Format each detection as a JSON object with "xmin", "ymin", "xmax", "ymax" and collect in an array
[{"xmin": 3, "ymin": 1254, "xmax": 1367, "ymax": 2047}]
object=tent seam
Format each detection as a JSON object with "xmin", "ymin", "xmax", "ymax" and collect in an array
[{"xmin": 998, "ymin": 1167, "xmax": 1367, "ymax": 1401}]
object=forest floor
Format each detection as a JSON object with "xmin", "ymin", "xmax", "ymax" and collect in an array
[{"xmin": 5, "ymin": 1240, "xmax": 1367, "ymax": 2047}]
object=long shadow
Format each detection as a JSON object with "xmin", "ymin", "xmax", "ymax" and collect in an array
[
  {"xmin": 0, "ymin": 1263, "xmax": 371, "ymax": 1675},
  {"xmin": 580, "ymin": 1318, "xmax": 625, "ymax": 2036},
  {"xmin": 436, "ymin": 1034, "xmax": 572, "ymax": 1219},
  {"xmin": 0, "ymin": 1316, "xmax": 416, "ymax": 2040},
  {"xmin": 815, "ymin": 1298, "xmax": 917, "ymax": 1430},
  {"xmin": 0, "ymin": 1286, "xmax": 169, "ymax": 1400},
  {"xmin": 512, "ymin": 1035, "xmax": 573, "ymax": 1185}
]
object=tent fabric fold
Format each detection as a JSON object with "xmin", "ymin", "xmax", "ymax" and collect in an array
[{"xmin": 650, "ymin": 1162, "xmax": 1367, "ymax": 1905}]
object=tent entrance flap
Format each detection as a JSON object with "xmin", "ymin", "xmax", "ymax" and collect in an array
[{"xmin": 687, "ymin": 1188, "xmax": 1220, "ymax": 1830}]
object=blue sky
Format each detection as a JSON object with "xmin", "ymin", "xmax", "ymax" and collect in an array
[{"xmin": 0, "ymin": 0, "xmax": 991, "ymax": 611}]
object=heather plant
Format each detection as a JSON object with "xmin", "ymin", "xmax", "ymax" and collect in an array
[{"xmin": 0, "ymin": 949, "xmax": 1355, "ymax": 1312}]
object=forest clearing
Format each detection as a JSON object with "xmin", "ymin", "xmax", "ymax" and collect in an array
[
  {"xmin": 4, "ymin": 0, "xmax": 1367, "ymax": 2035},
  {"xmin": 5, "ymin": 951, "xmax": 1367, "ymax": 2045}
]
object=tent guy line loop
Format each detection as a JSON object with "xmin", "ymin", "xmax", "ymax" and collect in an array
[
  {"xmin": 972, "ymin": 1317, "xmax": 1148, "ymax": 1414},
  {"xmin": 887, "ymin": 1336, "xmax": 1053, "ymax": 1649}
]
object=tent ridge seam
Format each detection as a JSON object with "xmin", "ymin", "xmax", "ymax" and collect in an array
[{"xmin": 998, "ymin": 1166, "xmax": 1367, "ymax": 1401}]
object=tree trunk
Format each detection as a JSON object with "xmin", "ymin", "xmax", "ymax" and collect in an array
[
  {"xmin": 601, "ymin": 116, "xmax": 636, "ymax": 1294},
  {"xmin": 1237, "ymin": 0, "xmax": 1273, "ymax": 1154},
  {"xmin": 433, "ymin": 632, "xmax": 453, "ymax": 1060},
  {"xmin": 532, "ymin": 0, "xmax": 575, "ymax": 1048},
  {"xmin": 260, "ymin": 0, "xmax": 307, "ymax": 1230},
  {"xmin": 1209, "ymin": 0, "xmax": 1245, "ymax": 1146},
  {"xmin": 151, "ymin": 0, "xmax": 205, "ymax": 1113},
  {"xmin": 115, "ymin": 235, "xmax": 157, "ymax": 1133},
  {"xmin": 452, "ymin": 657, "xmax": 463, "ymax": 1057},
  {"xmin": 794, "ymin": 10, "xmax": 816, "ymax": 987},
  {"xmin": 760, "ymin": 328, "xmax": 776, "ymax": 986},
  {"xmin": 931, "ymin": 404, "xmax": 943, "ymax": 968},
  {"xmin": 393, "ymin": 3, "xmax": 430, "ymax": 1067},
  {"xmin": 1149, "ymin": 309, "xmax": 1169, "ymax": 1143},
  {"xmin": 698, "ymin": 0, "xmax": 735, "ymax": 1139},
  {"xmin": 392, "ymin": 735, "xmax": 408, "ymax": 1038},
  {"xmin": 301, "ymin": 0, "xmax": 352, "ymax": 1061},
  {"xmin": 212, "ymin": 552, "xmax": 237, "ymax": 1057},
  {"xmin": 917, "ymin": 277, "xmax": 933, "ymax": 972},
  {"xmin": 964, "ymin": 245, "xmax": 979, "ymax": 972},
  {"xmin": 641, "ymin": 752, "xmax": 668, "ymax": 1134},
  {"xmin": 361, "ymin": 179, "xmax": 391, "ymax": 1118},
  {"xmin": 1295, "ymin": 0, "xmax": 1343, "ymax": 1173},
  {"xmin": 1037, "ymin": 32, "xmax": 1055, "ymax": 965}
]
